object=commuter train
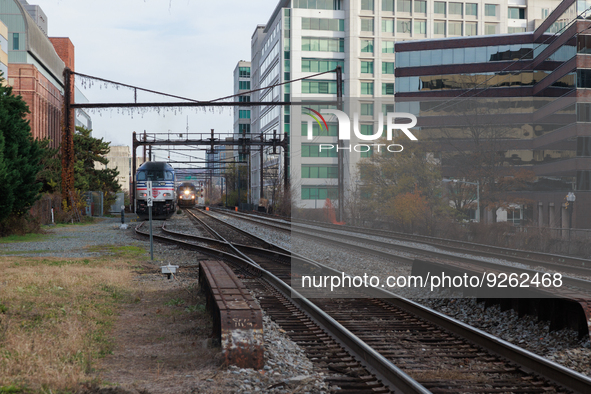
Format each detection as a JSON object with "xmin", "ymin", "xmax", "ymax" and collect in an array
[
  {"xmin": 135, "ymin": 162, "xmax": 176, "ymax": 220},
  {"xmin": 177, "ymin": 182, "xmax": 198, "ymax": 207}
]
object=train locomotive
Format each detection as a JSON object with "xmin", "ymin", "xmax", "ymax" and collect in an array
[
  {"xmin": 135, "ymin": 161, "xmax": 176, "ymax": 220},
  {"xmin": 177, "ymin": 182, "xmax": 197, "ymax": 207}
]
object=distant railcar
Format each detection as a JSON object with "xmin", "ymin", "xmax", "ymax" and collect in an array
[
  {"xmin": 177, "ymin": 182, "xmax": 197, "ymax": 207},
  {"xmin": 135, "ymin": 162, "xmax": 176, "ymax": 220}
]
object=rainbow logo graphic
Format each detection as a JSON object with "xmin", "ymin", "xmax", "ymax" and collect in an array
[{"xmin": 305, "ymin": 107, "xmax": 328, "ymax": 132}]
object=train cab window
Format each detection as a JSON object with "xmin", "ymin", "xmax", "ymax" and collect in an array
[{"xmin": 137, "ymin": 170, "xmax": 174, "ymax": 181}]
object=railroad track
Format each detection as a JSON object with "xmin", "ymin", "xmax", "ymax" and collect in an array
[
  {"xmin": 210, "ymin": 208, "xmax": 591, "ymax": 341},
  {"xmin": 135, "ymin": 211, "xmax": 591, "ymax": 393},
  {"xmin": 210, "ymin": 208, "xmax": 591, "ymax": 287},
  {"xmin": 224, "ymin": 207, "xmax": 591, "ymax": 269}
]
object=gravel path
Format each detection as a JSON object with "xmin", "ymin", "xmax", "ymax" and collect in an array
[{"xmin": 1, "ymin": 213, "xmax": 331, "ymax": 394}]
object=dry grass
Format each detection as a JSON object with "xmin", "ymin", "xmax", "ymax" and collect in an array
[{"xmin": 0, "ymin": 256, "xmax": 140, "ymax": 393}]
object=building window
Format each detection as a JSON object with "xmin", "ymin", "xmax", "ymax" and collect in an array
[
  {"xmin": 302, "ymin": 80, "xmax": 338, "ymax": 94},
  {"xmin": 466, "ymin": 3, "xmax": 478, "ymax": 16},
  {"xmin": 485, "ymin": 23, "xmax": 498, "ymax": 34},
  {"xmin": 239, "ymin": 124, "xmax": 251, "ymax": 134},
  {"xmin": 414, "ymin": 20, "xmax": 426, "ymax": 35},
  {"xmin": 398, "ymin": 0, "xmax": 411, "ymax": 13},
  {"xmin": 359, "ymin": 124, "xmax": 374, "ymax": 135},
  {"xmin": 382, "ymin": 61, "xmax": 395, "ymax": 74},
  {"xmin": 577, "ymin": 69, "xmax": 591, "ymax": 88},
  {"xmin": 301, "ymin": 122, "xmax": 338, "ymax": 136},
  {"xmin": 508, "ymin": 27, "xmax": 526, "ymax": 34},
  {"xmin": 382, "ymin": 83, "xmax": 395, "ymax": 95},
  {"xmin": 239, "ymin": 110, "xmax": 251, "ymax": 119},
  {"xmin": 360, "ymin": 147, "xmax": 373, "ymax": 158},
  {"xmin": 541, "ymin": 8, "xmax": 550, "ymax": 19},
  {"xmin": 449, "ymin": 21, "xmax": 462, "ymax": 35},
  {"xmin": 397, "ymin": 19, "xmax": 412, "ymax": 34},
  {"xmin": 301, "ymin": 186, "xmax": 338, "ymax": 200},
  {"xmin": 302, "ymin": 17, "xmax": 345, "ymax": 31},
  {"xmin": 382, "ymin": 104, "xmax": 395, "ymax": 114},
  {"xmin": 302, "ymin": 144, "xmax": 338, "ymax": 158},
  {"xmin": 434, "ymin": 20, "xmax": 446, "ymax": 35},
  {"xmin": 12, "ymin": 33, "xmax": 19, "ymax": 50},
  {"xmin": 361, "ymin": 0, "xmax": 374, "ymax": 11},
  {"xmin": 361, "ymin": 18, "xmax": 374, "ymax": 32},
  {"xmin": 449, "ymin": 2, "xmax": 463, "ymax": 17},
  {"xmin": 508, "ymin": 7, "xmax": 525, "ymax": 19},
  {"xmin": 302, "ymin": 37, "xmax": 345, "ymax": 52},
  {"xmin": 294, "ymin": 0, "xmax": 342, "ymax": 10},
  {"xmin": 382, "ymin": 41, "xmax": 395, "ymax": 53},
  {"xmin": 361, "ymin": 82, "xmax": 374, "ymax": 95},
  {"xmin": 361, "ymin": 39, "xmax": 374, "ymax": 53},
  {"xmin": 238, "ymin": 95, "xmax": 251, "ymax": 102},
  {"xmin": 465, "ymin": 22, "xmax": 477, "ymax": 36},
  {"xmin": 361, "ymin": 60, "xmax": 374, "ymax": 74},
  {"xmin": 434, "ymin": 1, "xmax": 446, "ymax": 15},
  {"xmin": 485, "ymin": 4, "xmax": 497, "ymax": 17},
  {"xmin": 361, "ymin": 103, "xmax": 373, "ymax": 116},
  {"xmin": 239, "ymin": 67, "xmax": 250, "ymax": 78},
  {"xmin": 414, "ymin": 0, "xmax": 427, "ymax": 13},
  {"xmin": 382, "ymin": 18, "xmax": 394, "ymax": 32},
  {"xmin": 239, "ymin": 81, "xmax": 250, "ymax": 90},
  {"xmin": 301, "ymin": 165, "xmax": 339, "ymax": 178},
  {"xmin": 383, "ymin": 0, "xmax": 394, "ymax": 11},
  {"xmin": 302, "ymin": 58, "xmax": 345, "ymax": 72}
]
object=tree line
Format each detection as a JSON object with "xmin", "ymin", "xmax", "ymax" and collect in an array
[{"xmin": 0, "ymin": 78, "xmax": 120, "ymax": 236}]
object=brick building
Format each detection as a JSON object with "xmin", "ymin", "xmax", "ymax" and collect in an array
[{"xmin": 0, "ymin": 0, "xmax": 77, "ymax": 150}]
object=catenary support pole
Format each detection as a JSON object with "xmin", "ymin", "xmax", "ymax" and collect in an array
[{"xmin": 336, "ymin": 65, "xmax": 344, "ymax": 222}]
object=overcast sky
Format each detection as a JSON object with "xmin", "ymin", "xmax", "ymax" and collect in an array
[{"xmin": 36, "ymin": 0, "xmax": 278, "ymax": 163}]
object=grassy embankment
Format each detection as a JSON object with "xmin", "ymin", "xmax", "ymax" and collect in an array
[{"xmin": 0, "ymin": 246, "xmax": 145, "ymax": 393}]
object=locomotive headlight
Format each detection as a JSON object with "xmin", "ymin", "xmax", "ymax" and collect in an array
[
  {"xmin": 191, "ymin": 195, "xmax": 195, "ymax": 199},
  {"xmin": 179, "ymin": 195, "xmax": 183, "ymax": 199},
  {"xmin": 184, "ymin": 190, "xmax": 190, "ymax": 195}
]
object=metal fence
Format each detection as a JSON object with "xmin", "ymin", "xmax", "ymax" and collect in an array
[{"xmin": 29, "ymin": 194, "xmax": 62, "ymax": 225}]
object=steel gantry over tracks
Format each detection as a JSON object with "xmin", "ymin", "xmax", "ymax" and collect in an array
[{"xmin": 131, "ymin": 129, "xmax": 287, "ymax": 211}]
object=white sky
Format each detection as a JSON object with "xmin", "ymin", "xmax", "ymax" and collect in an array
[{"xmin": 35, "ymin": 0, "xmax": 278, "ymax": 164}]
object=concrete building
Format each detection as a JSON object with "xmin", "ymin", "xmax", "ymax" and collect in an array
[
  {"xmin": 246, "ymin": 0, "xmax": 562, "ymax": 208},
  {"xmin": 233, "ymin": 61, "xmax": 252, "ymax": 149},
  {"xmin": 394, "ymin": 0, "xmax": 591, "ymax": 228},
  {"xmin": 94, "ymin": 145, "xmax": 137, "ymax": 193}
]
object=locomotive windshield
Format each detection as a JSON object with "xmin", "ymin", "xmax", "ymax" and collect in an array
[{"xmin": 137, "ymin": 170, "xmax": 174, "ymax": 181}]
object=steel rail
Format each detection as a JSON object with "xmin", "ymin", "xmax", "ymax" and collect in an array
[
  {"xmin": 211, "ymin": 208, "xmax": 591, "ymax": 290},
  {"xmin": 214, "ymin": 207, "xmax": 591, "ymax": 271},
  {"xmin": 133, "ymin": 222, "xmax": 430, "ymax": 394},
  {"xmin": 187, "ymin": 212, "xmax": 591, "ymax": 394}
]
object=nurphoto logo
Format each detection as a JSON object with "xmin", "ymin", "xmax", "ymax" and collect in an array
[{"xmin": 304, "ymin": 108, "xmax": 418, "ymax": 154}]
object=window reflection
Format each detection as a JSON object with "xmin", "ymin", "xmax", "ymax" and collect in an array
[
  {"xmin": 396, "ymin": 44, "xmax": 537, "ymax": 68},
  {"xmin": 397, "ymin": 71, "xmax": 549, "ymax": 92}
]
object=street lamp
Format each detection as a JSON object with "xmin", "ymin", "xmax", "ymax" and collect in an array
[
  {"xmin": 443, "ymin": 179, "xmax": 480, "ymax": 222},
  {"xmin": 566, "ymin": 191, "xmax": 576, "ymax": 237}
]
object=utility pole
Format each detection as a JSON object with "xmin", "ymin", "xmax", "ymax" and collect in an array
[
  {"xmin": 336, "ymin": 65, "xmax": 345, "ymax": 222},
  {"xmin": 260, "ymin": 132, "xmax": 264, "ymax": 200}
]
